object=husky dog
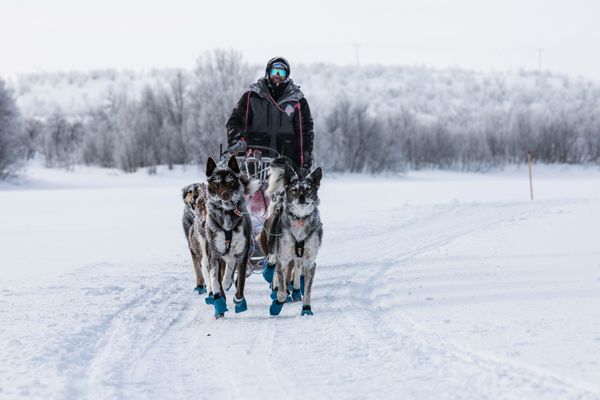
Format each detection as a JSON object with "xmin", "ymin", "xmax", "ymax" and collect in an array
[
  {"xmin": 204, "ymin": 156, "xmax": 259, "ymax": 318},
  {"xmin": 182, "ymin": 183, "xmax": 207, "ymax": 294},
  {"xmin": 259, "ymin": 160, "xmax": 323, "ymax": 316}
]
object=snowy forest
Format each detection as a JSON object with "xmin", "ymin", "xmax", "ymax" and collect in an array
[{"xmin": 2, "ymin": 49, "xmax": 600, "ymax": 178}]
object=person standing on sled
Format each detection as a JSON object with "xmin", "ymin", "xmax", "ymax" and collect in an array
[
  {"xmin": 225, "ymin": 56, "xmax": 315, "ymax": 285},
  {"xmin": 226, "ymin": 56, "xmax": 315, "ymax": 175}
]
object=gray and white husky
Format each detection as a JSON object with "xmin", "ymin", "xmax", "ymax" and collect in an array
[
  {"xmin": 259, "ymin": 160, "xmax": 323, "ymax": 316},
  {"xmin": 204, "ymin": 156, "xmax": 259, "ymax": 318}
]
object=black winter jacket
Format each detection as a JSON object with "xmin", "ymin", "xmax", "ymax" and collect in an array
[{"xmin": 226, "ymin": 78, "xmax": 314, "ymax": 170}]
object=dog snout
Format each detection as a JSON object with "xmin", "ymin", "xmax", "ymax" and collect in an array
[
  {"xmin": 220, "ymin": 191, "xmax": 231, "ymax": 201},
  {"xmin": 298, "ymin": 195, "xmax": 306, "ymax": 204}
]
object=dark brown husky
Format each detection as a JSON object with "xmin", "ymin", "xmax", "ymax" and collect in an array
[{"xmin": 203, "ymin": 156, "xmax": 259, "ymax": 318}]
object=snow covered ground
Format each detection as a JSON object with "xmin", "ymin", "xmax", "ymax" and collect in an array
[{"xmin": 1, "ymin": 163, "xmax": 600, "ymax": 399}]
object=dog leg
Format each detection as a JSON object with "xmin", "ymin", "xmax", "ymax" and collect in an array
[
  {"xmin": 191, "ymin": 251, "xmax": 206, "ymax": 294},
  {"xmin": 189, "ymin": 226, "xmax": 206, "ymax": 294},
  {"xmin": 301, "ymin": 262, "xmax": 316, "ymax": 316},
  {"xmin": 234, "ymin": 253, "xmax": 249, "ymax": 313},
  {"xmin": 285, "ymin": 261, "xmax": 293, "ymax": 292},
  {"xmin": 291, "ymin": 259, "xmax": 302, "ymax": 302},
  {"xmin": 201, "ymin": 261, "xmax": 212, "ymax": 299},
  {"xmin": 199, "ymin": 237, "xmax": 212, "ymax": 296},
  {"xmin": 222, "ymin": 261, "xmax": 235, "ymax": 291},
  {"xmin": 208, "ymin": 253, "xmax": 228, "ymax": 317},
  {"xmin": 269, "ymin": 259, "xmax": 289, "ymax": 316},
  {"xmin": 218, "ymin": 259, "xmax": 226, "ymax": 297}
]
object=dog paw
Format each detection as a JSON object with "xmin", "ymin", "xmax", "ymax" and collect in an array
[
  {"xmin": 194, "ymin": 284, "xmax": 207, "ymax": 295},
  {"xmin": 269, "ymin": 299, "xmax": 285, "ymax": 316},
  {"xmin": 301, "ymin": 305, "xmax": 313, "ymax": 316},
  {"xmin": 234, "ymin": 296, "xmax": 247, "ymax": 313},
  {"xmin": 262, "ymin": 263, "xmax": 275, "ymax": 283},
  {"xmin": 205, "ymin": 294, "xmax": 215, "ymax": 305},
  {"xmin": 291, "ymin": 289, "xmax": 302, "ymax": 302}
]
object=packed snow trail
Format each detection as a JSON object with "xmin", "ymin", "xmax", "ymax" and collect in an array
[{"xmin": 1, "ymin": 166, "xmax": 600, "ymax": 399}]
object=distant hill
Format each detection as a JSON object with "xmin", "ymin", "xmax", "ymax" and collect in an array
[{"xmin": 7, "ymin": 60, "xmax": 600, "ymax": 171}]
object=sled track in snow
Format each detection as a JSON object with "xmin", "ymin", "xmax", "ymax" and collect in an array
[
  {"xmin": 108, "ymin": 201, "xmax": 600, "ymax": 399},
  {"xmin": 0, "ymin": 265, "xmax": 191, "ymax": 399},
  {"xmin": 111, "ymin": 199, "xmax": 600, "ymax": 400},
  {"xmin": 309, "ymin": 200, "xmax": 600, "ymax": 399},
  {"xmin": 3, "ymin": 199, "xmax": 599, "ymax": 399}
]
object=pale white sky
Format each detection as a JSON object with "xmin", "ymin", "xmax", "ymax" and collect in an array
[{"xmin": 1, "ymin": 0, "xmax": 599, "ymax": 80}]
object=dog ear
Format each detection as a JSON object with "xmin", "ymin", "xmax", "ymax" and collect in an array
[
  {"xmin": 228, "ymin": 156, "xmax": 240, "ymax": 174},
  {"xmin": 206, "ymin": 157, "xmax": 217, "ymax": 177},
  {"xmin": 284, "ymin": 165, "xmax": 298, "ymax": 186},
  {"xmin": 307, "ymin": 167, "xmax": 323, "ymax": 189}
]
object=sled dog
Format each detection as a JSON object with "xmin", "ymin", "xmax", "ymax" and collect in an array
[
  {"xmin": 204, "ymin": 156, "xmax": 259, "ymax": 318},
  {"xmin": 181, "ymin": 183, "xmax": 207, "ymax": 294},
  {"xmin": 259, "ymin": 159, "xmax": 323, "ymax": 316}
]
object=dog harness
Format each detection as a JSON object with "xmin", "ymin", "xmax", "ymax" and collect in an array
[
  {"xmin": 290, "ymin": 216, "xmax": 319, "ymax": 258},
  {"xmin": 224, "ymin": 229, "xmax": 233, "ymax": 255},
  {"xmin": 211, "ymin": 208, "xmax": 244, "ymax": 256},
  {"xmin": 294, "ymin": 239, "xmax": 305, "ymax": 258}
]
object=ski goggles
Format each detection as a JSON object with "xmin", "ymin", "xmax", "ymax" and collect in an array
[{"xmin": 270, "ymin": 67, "xmax": 287, "ymax": 77}]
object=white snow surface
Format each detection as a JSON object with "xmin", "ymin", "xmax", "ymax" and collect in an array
[{"xmin": 1, "ymin": 163, "xmax": 600, "ymax": 399}]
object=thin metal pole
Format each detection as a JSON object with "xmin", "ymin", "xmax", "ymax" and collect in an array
[
  {"xmin": 536, "ymin": 48, "xmax": 544, "ymax": 72},
  {"xmin": 528, "ymin": 150, "xmax": 534, "ymax": 201}
]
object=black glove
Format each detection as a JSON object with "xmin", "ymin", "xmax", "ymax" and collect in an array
[{"xmin": 228, "ymin": 129, "xmax": 246, "ymax": 145}]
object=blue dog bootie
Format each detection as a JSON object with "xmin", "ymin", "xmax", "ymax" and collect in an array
[
  {"xmin": 194, "ymin": 284, "xmax": 207, "ymax": 295},
  {"xmin": 291, "ymin": 289, "xmax": 302, "ymax": 302},
  {"xmin": 213, "ymin": 294, "xmax": 228, "ymax": 318},
  {"xmin": 301, "ymin": 305, "xmax": 313, "ymax": 316},
  {"xmin": 262, "ymin": 262, "xmax": 275, "ymax": 283},
  {"xmin": 234, "ymin": 296, "xmax": 247, "ymax": 313},
  {"xmin": 205, "ymin": 292, "xmax": 215, "ymax": 305},
  {"xmin": 270, "ymin": 299, "xmax": 285, "ymax": 316}
]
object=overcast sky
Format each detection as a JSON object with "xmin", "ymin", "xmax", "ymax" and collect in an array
[{"xmin": 1, "ymin": 0, "xmax": 599, "ymax": 80}]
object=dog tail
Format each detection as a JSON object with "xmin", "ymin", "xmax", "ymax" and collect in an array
[
  {"xmin": 266, "ymin": 166, "xmax": 285, "ymax": 197},
  {"xmin": 266, "ymin": 157, "xmax": 294, "ymax": 196}
]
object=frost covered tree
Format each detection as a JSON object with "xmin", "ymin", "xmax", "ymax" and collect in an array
[
  {"xmin": 81, "ymin": 109, "xmax": 116, "ymax": 168},
  {"xmin": 41, "ymin": 113, "xmax": 84, "ymax": 169},
  {"xmin": 188, "ymin": 49, "xmax": 254, "ymax": 161},
  {"xmin": 12, "ymin": 60, "xmax": 600, "ymax": 172},
  {"xmin": 0, "ymin": 78, "xmax": 25, "ymax": 178},
  {"xmin": 159, "ymin": 71, "xmax": 189, "ymax": 167}
]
